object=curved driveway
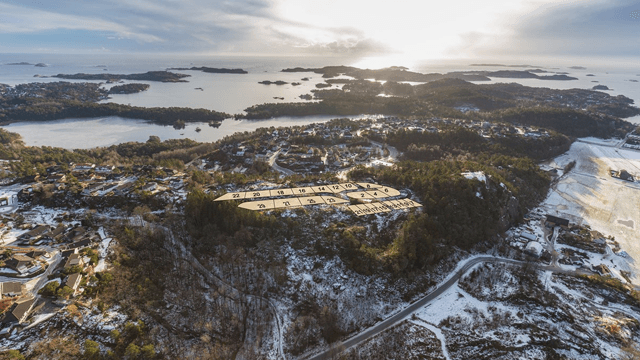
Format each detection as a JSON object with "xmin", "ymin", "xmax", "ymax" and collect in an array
[{"xmin": 303, "ymin": 256, "xmax": 583, "ymax": 360}]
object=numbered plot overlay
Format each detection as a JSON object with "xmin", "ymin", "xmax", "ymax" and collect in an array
[{"xmin": 214, "ymin": 182, "xmax": 419, "ymax": 215}]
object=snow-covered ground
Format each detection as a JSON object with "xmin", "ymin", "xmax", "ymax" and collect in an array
[{"xmin": 541, "ymin": 140, "xmax": 640, "ymax": 285}]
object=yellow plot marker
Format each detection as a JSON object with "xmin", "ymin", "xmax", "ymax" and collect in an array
[
  {"xmin": 291, "ymin": 187, "xmax": 315, "ymax": 196},
  {"xmin": 377, "ymin": 186, "xmax": 401, "ymax": 197},
  {"xmin": 238, "ymin": 200, "xmax": 275, "ymax": 210},
  {"xmin": 346, "ymin": 191, "xmax": 376, "ymax": 200},
  {"xmin": 366, "ymin": 202, "xmax": 391, "ymax": 213},
  {"xmin": 348, "ymin": 204, "xmax": 367, "ymax": 216},
  {"xmin": 381, "ymin": 200, "xmax": 403, "ymax": 210},
  {"xmin": 270, "ymin": 188, "xmax": 294, "ymax": 197},
  {"xmin": 339, "ymin": 183, "xmax": 358, "ymax": 191},
  {"xmin": 273, "ymin": 197, "xmax": 302, "ymax": 209},
  {"xmin": 299, "ymin": 196, "xmax": 325, "ymax": 206},
  {"xmin": 357, "ymin": 182, "xmax": 383, "ymax": 189},
  {"xmin": 356, "ymin": 204, "xmax": 376, "ymax": 215},
  {"xmin": 312, "ymin": 185, "xmax": 332, "ymax": 193},
  {"xmin": 321, "ymin": 196, "xmax": 349, "ymax": 205},
  {"xmin": 328, "ymin": 184, "xmax": 347, "ymax": 193},
  {"xmin": 214, "ymin": 192, "xmax": 246, "ymax": 201},
  {"xmin": 246, "ymin": 190, "xmax": 271, "ymax": 199}
]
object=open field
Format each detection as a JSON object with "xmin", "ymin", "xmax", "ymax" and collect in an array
[{"xmin": 542, "ymin": 140, "xmax": 640, "ymax": 285}]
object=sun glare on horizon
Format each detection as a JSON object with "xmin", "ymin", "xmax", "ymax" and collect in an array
[{"xmin": 275, "ymin": 0, "xmax": 549, "ymax": 63}]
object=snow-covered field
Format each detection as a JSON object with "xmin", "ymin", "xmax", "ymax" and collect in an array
[{"xmin": 542, "ymin": 140, "xmax": 640, "ymax": 285}]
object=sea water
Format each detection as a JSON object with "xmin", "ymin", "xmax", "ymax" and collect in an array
[{"xmin": 0, "ymin": 53, "xmax": 638, "ymax": 148}]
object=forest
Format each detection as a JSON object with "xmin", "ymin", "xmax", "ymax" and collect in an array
[
  {"xmin": 242, "ymin": 78, "xmax": 637, "ymax": 138},
  {"xmin": 0, "ymin": 82, "xmax": 230, "ymax": 127}
]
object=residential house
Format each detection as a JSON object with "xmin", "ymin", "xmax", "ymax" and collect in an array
[
  {"xmin": 0, "ymin": 282, "xmax": 25, "ymax": 299},
  {"xmin": 64, "ymin": 273, "xmax": 82, "ymax": 296},
  {"xmin": 64, "ymin": 252, "xmax": 84, "ymax": 269},
  {"xmin": 42, "ymin": 224, "xmax": 66, "ymax": 242},
  {"xmin": 65, "ymin": 226, "xmax": 87, "ymax": 243},
  {"xmin": 46, "ymin": 174, "xmax": 66, "ymax": 183},
  {"xmin": 5, "ymin": 255, "xmax": 34, "ymax": 273},
  {"xmin": 0, "ymin": 196, "xmax": 13, "ymax": 207},
  {"xmin": 20, "ymin": 174, "xmax": 40, "ymax": 184},
  {"xmin": 2, "ymin": 298, "xmax": 35, "ymax": 324},
  {"xmin": 68, "ymin": 238, "xmax": 92, "ymax": 250},
  {"xmin": 94, "ymin": 165, "xmax": 115, "ymax": 174},
  {"xmin": 140, "ymin": 182, "xmax": 158, "ymax": 192},
  {"xmin": 73, "ymin": 163, "xmax": 95, "ymax": 172},
  {"xmin": 114, "ymin": 181, "xmax": 136, "ymax": 196},
  {"xmin": 520, "ymin": 231, "xmax": 537, "ymax": 242},
  {"xmin": 545, "ymin": 215, "xmax": 570, "ymax": 228},
  {"xmin": 82, "ymin": 182, "xmax": 106, "ymax": 196},
  {"xmin": 24, "ymin": 250, "xmax": 46, "ymax": 260},
  {"xmin": 75, "ymin": 173, "xmax": 95, "ymax": 182},
  {"xmin": 18, "ymin": 225, "xmax": 51, "ymax": 241}
]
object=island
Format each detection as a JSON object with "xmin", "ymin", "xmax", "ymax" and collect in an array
[
  {"xmin": 479, "ymin": 70, "xmax": 577, "ymax": 80},
  {"xmin": 0, "ymin": 81, "xmax": 229, "ymax": 127},
  {"xmin": 282, "ymin": 66, "xmax": 577, "ymax": 82},
  {"xmin": 258, "ymin": 80, "xmax": 288, "ymax": 85},
  {"xmin": 0, "ymin": 61, "xmax": 639, "ymax": 360},
  {"xmin": 282, "ymin": 65, "xmax": 491, "ymax": 82},
  {"xmin": 592, "ymin": 85, "xmax": 611, "ymax": 90},
  {"xmin": 107, "ymin": 83, "xmax": 150, "ymax": 94},
  {"xmin": 241, "ymin": 77, "xmax": 639, "ymax": 137},
  {"xmin": 168, "ymin": 66, "xmax": 248, "ymax": 74},
  {"xmin": 52, "ymin": 71, "xmax": 190, "ymax": 83}
]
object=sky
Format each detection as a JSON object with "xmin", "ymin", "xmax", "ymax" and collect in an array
[{"xmin": 0, "ymin": 0, "xmax": 639, "ymax": 63}]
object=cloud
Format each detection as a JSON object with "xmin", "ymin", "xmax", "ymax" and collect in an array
[
  {"xmin": 1, "ymin": 0, "xmax": 637, "ymax": 59},
  {"xmin": 461, "ymin": 0, "xmax": 640, "ymax": 58},
  {"xmin": 0, "ymin": 3, "xmax": 162, "ymax": 43}
]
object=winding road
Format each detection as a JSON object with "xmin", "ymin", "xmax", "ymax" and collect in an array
[
  {"xmin": 302, "ymin": 256, "xmax": 588, "ymax": 360},
  {"xmin": 269, "ymin": 149, "xmax": 295, "ymax": 176}
]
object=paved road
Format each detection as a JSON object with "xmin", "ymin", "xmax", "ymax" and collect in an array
[
  {"xmin": 302, "ymin": 256, "xmax": 581, "ymax": 360},
  {"xmin": 370, "ymin": 141, "xmax": 399, "ymax": 162},
  {"xmin": 34, "ymin": 251, "xmax": 62, "ymax": 292},
  {"xmin": 269, "ymin": 149, "xmax": 295, "ymax": 176}
]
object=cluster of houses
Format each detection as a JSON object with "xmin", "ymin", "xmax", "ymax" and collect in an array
[
  {"xmin": 18, "ymin": 162, "xmax": 187, "ymax": 201},
  {"xmin": 509, "ymin": 213, "xmax": 624, "ymax": 279},
  {"xmin": 195, "ymin": 116, "xmax": 556, "ymax": 177},
  {"xmin": 0, "ymin": 216, "xmax": 105, "ymax": 332}
]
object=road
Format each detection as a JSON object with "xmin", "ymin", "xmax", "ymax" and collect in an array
[
  {"xmin": 34, "ymin": 252, "xmax": 62, "ymax": 290},
  {"xmin": 369, "ymin": 141, "xmax": 399, "ymax": 162},
  {"xmin": 269, "ymin": 149, "xmax": 295, "ymax": 176},
  {"xmin": 302, "ymin": 256, "xmax": 586, "ymax": 360}
]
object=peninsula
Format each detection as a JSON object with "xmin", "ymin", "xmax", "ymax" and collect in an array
[
  {"xmin": 168, "ymin": 66, "xmax": 248, "ymax": 74},
  {"xmin": 52, "ymin": 71, "xmax": 190, "ymax": 82},
  {"xmin": 281, "ymin": 66, "xmax": 578, "ymax": 82}
]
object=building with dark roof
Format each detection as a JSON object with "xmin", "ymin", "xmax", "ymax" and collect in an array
[
  {"xmin": 65, "ymin": 273, "xmax": 82, "ymax": 295},
  {"xmin": 2, "ymin": 298, "xmax": 35, "ymax": 324},
  {"xmin": 5, "ymin": 255, "xmax": 34, "ymax": 273},
  {"xmin": 545, "ymin": 215, "xmax": 570, "ymax": 228},
  {"xmin": 18, "ymin": 225, "xmax": 51, "ymax": 241},
  {"xmin": 0, "ymin": 282, "xmax": 25, "ymax": 299}
]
